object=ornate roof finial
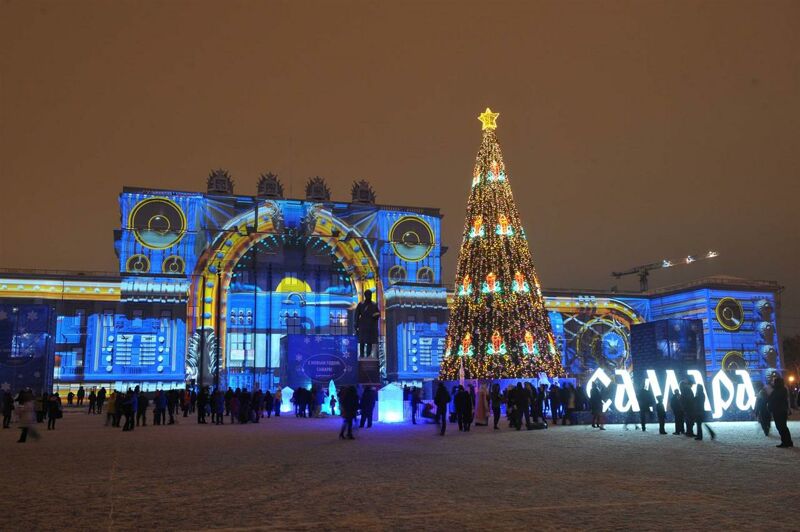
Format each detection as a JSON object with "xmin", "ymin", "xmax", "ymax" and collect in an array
[
  {"xmin": 207, "ymin": 168, "xmax": 234, "ymax": 195},
  {"xmin": 257, "ymin": 172, "xmax": 284, "ymax": 199},
  {"xmin": 351, "ymin": 180, "xmax": 376, "ymax": 204}
]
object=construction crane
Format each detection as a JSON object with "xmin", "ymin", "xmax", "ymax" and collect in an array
[{"xmin": 612, "ymin": 251, "xmax": 719, "ymax": 292}]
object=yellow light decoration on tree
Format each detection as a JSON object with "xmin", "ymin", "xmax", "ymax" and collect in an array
[{"xmin": 440, "ymin": 108, "xmax": 566, "ymax": 380}]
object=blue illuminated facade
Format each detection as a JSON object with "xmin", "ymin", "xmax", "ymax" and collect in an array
[{"xmin": 0, "ymin": 174, "xmax": 785, "ymax": 394}]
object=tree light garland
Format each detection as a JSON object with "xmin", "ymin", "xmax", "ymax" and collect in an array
[{"xmin": 439, "ymin": 108, "xmax": 566, "ymax": 380}]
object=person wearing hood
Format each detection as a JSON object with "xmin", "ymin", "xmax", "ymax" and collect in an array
[{"xmin": 768, "ymin": 376, "xmax": 793, "ymax": 448}]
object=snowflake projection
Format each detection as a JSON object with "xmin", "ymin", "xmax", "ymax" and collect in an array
[
  {"xmin": 27, "ymin": 311, "xmax": 38, "ymax": 321},
  {"xmin": 0, "ymin": 382, "xmax": 10, "ymax": 392}
]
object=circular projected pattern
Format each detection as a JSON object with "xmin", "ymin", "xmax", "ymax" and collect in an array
[
  {"xmin": 126, "ymin": 254, "xmax": 151, "ymax": 273},
  {"xmin": 388, "ymin": 265, "xmax": 407, "ymax": 285},
  {"xmin": 575, "ymin": 318, "xmax": 631, "ymax": 371},
  {"xmin": 417, "ymin": 267, "xmax": 434, "ymax": 283},
  {"xmin": 390, "ymin": 216, "xmax": 434, "ymax": 262},
  {"xmin": 129, "ymin": 198, "xmax": 187, "ymax": 249},
  {"xmin": 162, "ymin": 255, "xmax": 186, "ymax": 274},
  {"xmin": 715, "ymin": 297, "xmax": 744, "ymax": 331},
  {"xmin": 722, "ymin": 351, "xmax": 747, "ymax": 371}
]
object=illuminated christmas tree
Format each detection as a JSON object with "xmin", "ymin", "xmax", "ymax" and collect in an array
[{"xmin": 439, "ymin": 108, "xmax": 565, "ymax": 380}]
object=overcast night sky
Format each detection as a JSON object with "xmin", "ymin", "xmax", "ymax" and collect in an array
[{"xmin": 1, "ymin": 0, "xmax": 798, "ymax": 335}]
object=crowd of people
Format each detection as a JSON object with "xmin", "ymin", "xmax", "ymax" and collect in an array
[
  {"xmin": 1, "ymin": 388, "xmax": 63, "ymax": 442},
  {"xmin": 420, "ymin": 377, "xmax": 795, "ymax": 448},
  {"xmin": 425, "ymin": 381, "xmax": 587, "ymax": 436},
  {"xmin": 1, "ymin": 375, "xmax": 795, "ymax": 447}
]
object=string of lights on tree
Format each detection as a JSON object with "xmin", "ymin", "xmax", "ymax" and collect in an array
[{"xmin": 439, "ymin": 108, "xmax": 565, "ymax": 380}]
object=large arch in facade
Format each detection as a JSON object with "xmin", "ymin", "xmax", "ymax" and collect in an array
[{"xmin": 186, "ymin": 201, "xmax": 382, "ymax": 382}]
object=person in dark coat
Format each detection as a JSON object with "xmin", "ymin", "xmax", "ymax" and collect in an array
[
  {"xmin": 76, "ymin": 385, "xmax": 85, "ymax": 407},
  {"xmin": 264, "ymin": 390, "xmax": 274, "ymax": 419},
  {"xmin": 338, "ymin": 386, "xmax": 359, "ymax": 440},
  {"xmin": 121, "ymin": 390, "xmax": 134, "ymax": 431},
  {"xmin": 46, "ymin": 393, "xmax": 61, "ymax": 430},
  {"xmin": 654, "ymin": 396, "xmax": 667, "ymax": 434},
  {"xmin": 590, "ymin": 382, "xmax": 605, "ymax": 430},
  {"xmin": 526, "ymin": 383, "xmax": 538, "ymax": 421},
  {"xmin": 153, "ymin": 390, "xmax": 167, "ymax": 425},
  {"xmin": 680, "ymin": 381, "xmax": 695, "ymax": 437},
  {"xmin": 454, "ymin": 386, "xmax": 473, "ymax": 432},
  {"xmin": 137, "ymin": 392, "xmax": 149, "ymax": 427},
  {"xmin": 224, "ymin": 387, "xmax": 234, "ymax": 417},
  {"xmin": 636, "ymin": 385, "xmax": 654, "ymax": 431},
  {"xmin": 212, "ymin": 389, "xmax": 225, "ymax": 425},
  {"xmin": 97, "ymin": 387, "xmax": 106, "ymax": 414},
  {"xmin": 514, "ymin": 382, "xmax": 530, "ymax": 430},
  {"xmin": 196, "ymin": 387, "xmax": 208, "ymax": 424},
  {"xmin": 354, "ymin": 289, "xmax": 380, "ymax": 358},
  {"xmin": 359, "ymin": 386, "xmax": 377, "ymax": 428},
  {"xmin": 768, "ymin": 377, "xmax": 794, "ymax": 448},
  {"xmin": 693, "ymin": 384, "xmax": 715, "ymax": 440},
  {"xmin": 410, "ymin": 386, "xmax": 422, "ymax": 424},
  {"xmin": 490, "ymin": 383, "xmax": 503, "ymax": 430},
  {"xmin": 669, "ymin": 389, "xmax": 684, "ymax": 435},
  {"xmin": 239, "ymin": 388, "xmax": 252, "ymax": 424},
  {"xmin": 87, "ymin": 389, "xmax": 97, "ymax": 415},
  {"xmin": 434, "ymin": 382, "xmax": 451, "ymax": 436},
  {"xmin": 166, "ymin": 389, "xmax": 178, "ymax": 425},
  {"xmin": 548, "ymin": 385, "xmax": 561, "ymax": 424},
  {"xmin": 252, "ymin": 388, "xmax": 264, "ymax": 423}
]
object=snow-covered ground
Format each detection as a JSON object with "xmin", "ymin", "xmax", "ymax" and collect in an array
[{"xmin": 0, "ymin": 409, "xmax": 797, "ymax": 531}]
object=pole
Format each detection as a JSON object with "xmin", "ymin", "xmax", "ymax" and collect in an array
[
  {"xmin": 199, "ymin": 275, "xmax": 206, "ymax": 390},
  {"xmin": 215, "ymin": 265, "xmax": 221, "ymax": 390},
  {"xmin": 252, "ymin": 239, "xmax": 258, "ymax": 389},
  {"xmin": 253, "ymin": 200, "xmax": 259, "ymax": 390}
]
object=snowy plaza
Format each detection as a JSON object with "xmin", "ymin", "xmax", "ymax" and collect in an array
[{"xmin": 1, "ymin": 411, "xmax": 797, "ymax": 531}]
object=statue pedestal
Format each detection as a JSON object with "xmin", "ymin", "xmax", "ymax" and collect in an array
[{"xmin": 358, "ymin": 358, "xmax": 381, "ymax": 385}]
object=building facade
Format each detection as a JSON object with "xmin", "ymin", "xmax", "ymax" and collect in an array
[{"xmin": 0, "ymin": 174, "xmax": 784, "ymax": 393}]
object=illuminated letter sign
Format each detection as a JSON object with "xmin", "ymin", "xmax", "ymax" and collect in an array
[{"xmin": 586, "ymin": 368, "xmax": 757, "ymax": 417}]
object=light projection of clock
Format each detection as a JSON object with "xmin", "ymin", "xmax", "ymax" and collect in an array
[
  {"xmin": 126, "ymin": 254, "xmax": 151, "ymax": 273},
  {"xmin": 390, "ymin": 216, "xmax": 434, "ymax": 262},
  {"xmin": 722, "ymin": 351, "xmax": 747, "ymax": 371},
  {"xmin": 716, "ymin": 297, "xmax": 744, "ymax": 332},
  {"xmin": 162, "ymin": 255, "xmax": 186, "ymax": 274},
  {"xmin": 129, "ymin": 198, "xmax": 187, "ymax": 250}
]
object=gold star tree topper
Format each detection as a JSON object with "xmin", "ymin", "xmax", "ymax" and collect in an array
[{"xmin": 478, "ymin": 107, "xmax": 500, "ymax": 130}]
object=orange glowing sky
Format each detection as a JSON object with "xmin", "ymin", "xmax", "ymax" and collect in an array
[{"xmin": 1, "ymin": 1, "xmax": 798, "ymax": 334}]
